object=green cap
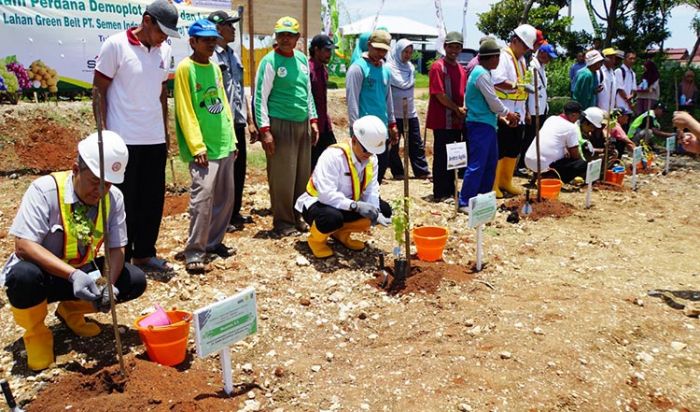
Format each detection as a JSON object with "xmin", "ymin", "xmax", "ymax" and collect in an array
[
  {"xmin": 445, "ymin": 31, "xmax": 463, "ymax": 45},
  {"xmin": 479, "ymin": 39, "xmax": 501, "ymax": 56}
]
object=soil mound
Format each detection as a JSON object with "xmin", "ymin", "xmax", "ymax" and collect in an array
[
  {"xmin": 368, "ymin": 258, "xmax": 474, "ymax": 295},
  {"xmin": 11, "ymin": 118, "xmax": 81, "ymax": 172},
  {"xmin": 502, "ymin": 197, "xmax": 575, "ymax": 221}
]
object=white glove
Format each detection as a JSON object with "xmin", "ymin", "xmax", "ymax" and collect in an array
[{"xmin": 376, "ymin": 214, "xmax": 392, "ymax": 227}]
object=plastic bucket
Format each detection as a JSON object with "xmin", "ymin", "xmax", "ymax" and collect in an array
[
  {"xmin": 540, "ymin": 178, "xmax": 562, "ymax": 200},
  {"xmin": 412, "ymin": 226, "xmax": 448, "ymax": 262},
  {"xmin": 605, "ymin": 170, "xmax": 625, "ymax": 186},
  {"xmin": 134, "ymin": 310, "xmax": 192, "ymax": 366},
  {"xmin": 138, "ymin": 304, "xmax": 170, "ymax": 328}
]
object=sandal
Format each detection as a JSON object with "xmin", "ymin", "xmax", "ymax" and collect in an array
[
  {"xmin": 133, "ymin": 256, "xmax": 173, "ymax": 273},
  {"xmin": 185, "ymin": 260, "xmax": 206, "ymax": 274},
  {"xmin": 208, "ymin": 243, "xmax": 237, "ymax": 258}
]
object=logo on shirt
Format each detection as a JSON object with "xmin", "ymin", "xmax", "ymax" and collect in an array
[
  {"xmin": 199, "ymin": 86, "xmax": 224, "ymax": 114},
  {"xmin": 277, "ymin": 67, "xmax": 288, "ymax": 78}
]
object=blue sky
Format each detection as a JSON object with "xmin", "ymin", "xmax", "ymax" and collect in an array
[{"xmin": 341, "ymin": 0, "xmax": 697, "ymax": 51}]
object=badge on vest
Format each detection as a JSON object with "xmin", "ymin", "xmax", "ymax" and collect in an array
[{"xmin": 277, "ymin": 67, "xmax": 288, "ymax": 78}]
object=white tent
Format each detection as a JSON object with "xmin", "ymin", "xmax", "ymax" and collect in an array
[{"xmin": 339, "ymin": 15, "xmax": 439, "ymax": 38}]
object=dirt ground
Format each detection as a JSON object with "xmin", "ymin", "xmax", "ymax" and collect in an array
[{"xmin": 0, "ymin": 97, "xmax": 699, "ymax": 411}]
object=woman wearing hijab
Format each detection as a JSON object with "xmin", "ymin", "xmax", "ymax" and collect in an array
[
  {"xmin": 636, "ymin": 60, "xmax": 660, "ymax": 115},
  {"xmin": 679, "ymin": 70, "xmax": 699, "ymax": 109},
  {"xmin": 350, "ymin": 32, "xmax": 371, "ymax": 64},
  {"xmin": 386, "ymin": 38, "xmax": 431, "ymax": 179}
]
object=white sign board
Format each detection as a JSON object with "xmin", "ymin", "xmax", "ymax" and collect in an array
[
  {"xmin": 666, "ymin": 136, "xmax": 676, "ymax": 152},
  {"xmin": 585, "ymin": 159, "xmax": 602, "ymax": 184},
  {"xmin": 194, "ymin": 287, "xmax": 257, "ymax": 358},
  {"xmin": 632, "ymin": 146, "xmax": 643, "ymax": 163},
  {"xmin": 468, "ymin": 191, "xmax": 497, "ymax": 229},
  {"xmin": 446, "ymin": 142, "xmax": 468, "ymax": 170}
]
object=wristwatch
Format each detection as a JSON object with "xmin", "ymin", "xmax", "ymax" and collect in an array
[{"xmin": 349, "ymin": 201, "xmax": 358, "ymax": 212}]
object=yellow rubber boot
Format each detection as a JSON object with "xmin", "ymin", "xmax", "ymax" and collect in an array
[
  {"xmin": 500, "ymin": 157, "xmax": 524, "ymax": 195},
  {"xmin": 10, "ymin": 301, "xmax": 54, "ymax": 371},
  {"xmin": 332, "ymin": 218, "xmax": 371, "ymax": 250},
  {"xmin": 308, "ymin": 222, "xmax": 334, "ymax": 258},
  {"xmin": 492, "ymin": 159, "xmax": 504, "ymax": 198},
  {"xmin": 56, "ymin": 300, "xmax": 101, "ymax": 337}
]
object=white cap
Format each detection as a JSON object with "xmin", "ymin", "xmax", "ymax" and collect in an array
[
  {"xmin": 513, "ymin": 24, "xmax": 537, "ymax": 50},
  {"xmin": 582, "ymin": 107, "xmax": 606, "ymax": 129},
  {"xmin": 585, "ymin": 50, "xmax": 604, "ymax": 67},
  {"xmin": 352, "ymin": 115, "xmax": 387, "ymax": 155},
  {"xmin": 78, "ymin": 131, "xmax": 129, "ymax": 184}
]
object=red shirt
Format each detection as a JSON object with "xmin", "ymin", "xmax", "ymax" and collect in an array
[
  {"xmin": 309, "ymin": 58, "xmax": 332, "ymax": 133},
  {"xmin": 426, "ymin": 58, "xmax": 467, "ymax": 130}
]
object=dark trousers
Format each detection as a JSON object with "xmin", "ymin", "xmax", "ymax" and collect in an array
[
  {"xmin": 4, "ymin": 258, "xmax": 147, "ymax": 309},
  {"xmin": 432, "ymin": 128, "xmax": 464, "ymax": 200},
  {"xmin": 518, "ymin": 115, "xmax": 547, "ymax": 169},
  {"xmin": 311, "ymin": 130, "xmax": 337, "ymax": 170},
  {"xmin": 116, "ymin": 143, "xmax": 167, "ymax": 261},
  {"xmin": 302, "ymin": 199, "xmax": 392, "ymax": 234},
  {"xmin": 460, "ymin": 122, "xmax": 499, "ymax": 206},
  {"xmin": 497, "ymin": 123, "xmax": 524, "ymax": 159},
  {"xmin": 550, "ymin": 157, "xmax": 587, "ymax": 183},
  {"xmin": 231, "ymin": 123, "xmax": 247, "ymax": 221},
  {"xmin": 376, "ymin": 140, "xmax": 391, "ymax": 184},
  {"xmin": 390, "ymin": 117, "xmax": 431, "ymax": 178}
]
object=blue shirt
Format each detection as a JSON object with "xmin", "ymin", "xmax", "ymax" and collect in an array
[
  {"xmin": 466, "ymin": 65, "xmax": 498, "ymax": 129},
  {"xmin": 353, "ymin": 58, "xmax": 392, "ymax": 125},
  {"xmin": 569, "ymin": 61, "xmax": 586, "ymax": 93}
]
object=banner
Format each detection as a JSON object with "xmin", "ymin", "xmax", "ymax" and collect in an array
[
  {"xmin": 433, "ymin": 0, "xmax": 446, "ymax": 56},
  {"xmin": 0, "ymin": 0, "xmax": 224, "ymax": 90},
  {"xmin": 461, "ymin": 0, "xmax": 468, "ymax": 44}
]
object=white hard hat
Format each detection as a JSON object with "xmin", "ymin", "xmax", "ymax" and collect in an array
[
  {"xmin": 513, "ymin": 24, "xmax": 537, "ymax": 50},
  {"xmin": 352, "ymin": 115, "xmax": 387, "ymax": 155},
  {"xmin": 582, "ymin": 107, "xmax": 606, "ymax": 129},
  {"xmin": 78, "ymin": 130, "xmax": 129, "ymax": 184},
  {"xmin": 585, "ymin": 50, "xmax": 604, "ymax": 67}
]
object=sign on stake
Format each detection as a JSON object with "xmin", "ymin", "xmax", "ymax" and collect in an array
[
  {"xmin": 585, "ymin": 159, "xmax": 602, "ymax": 209},
  {"xmin": 194, "ymin": 287, "xmax": 257, "ymax": 395},
  {"xmin": 632, "ymin": 146, "xmax": 642, "ymax": 191},
  {"xmin": 665, "ymin": 135, "xmax": 676, "ymax": 175},
  {"xmin": 468, "ymin": 191, "xmax": 497, "ymax": 271},
  {"xmin": 446, "ymin": 141, "xmax": 467, "ymax": 216}
]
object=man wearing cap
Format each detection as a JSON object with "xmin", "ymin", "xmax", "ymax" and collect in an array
[
  {"xmin": 93, "ymin": 0, "xmax": 179, "ymax": 273},
  {"xmin": 491, "ymin": 24, "xmax": 536, "ymax": 197},
  {"xmin": 518, "ymin": 43, "xmax": 557, "ymax": 175},
  {"xmin": 346, "ymin": 29, "xmax": 399, "ymax": 184},
  {"xmin": 459, "ymin": 39, "xmax": 518, "ymax": 210},
  {"xmin": 295, "ymin": 116, "xmax": 392, "ymax": 258},
  {"xmin": 309, "ymin": 34, "xmax": 337, "ymax": 169},
  {"xmin": 426, "ymin": 31, "xmax": 468, "ymax": 201},
  {"xmin": 209, "ymin": 10, "xmax": 258, "ymax": 231},
  {"xmin": 524, "ymin": 103, "xmax": 602, "ymax": 183},
  {"xmin": 1, "ymin": 132, "xmax": 147, "ymax": 371},
  {"xmin": 573, "ymin": 50, "xmax": 604, "ymax": 110},
  {"xmin": 627, "ymin": 102, "xmax": 675, "ymax": 147},
  {"xmin": 254, "ymin": 16, "xmax": 319, "ymax": 237},
  {"xmin": 597, "ymin": 48, "xmax": 621, "ymax": 113},
  {"xmin": 615, "ymin": 51, "xmax": 637, "ymax": 111}
]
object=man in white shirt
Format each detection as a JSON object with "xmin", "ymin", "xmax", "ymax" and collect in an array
[
  {"xmin": 93, "ymin": 0, "xmax": 178, "ymax": 273},
  {"xmin": 525, "ymin": 103, "xmax": 604, "ymax": 183},
  {"xmin": 597, "ymin": 48, "xmax": 621, "ymax": 112},
  {"xmin": 295, "ymin": 116, "xmax": 392, "ymax": 258},
  {"xmin": 615, "ymin": 51, "xmax": 636, "ymax": 111}
]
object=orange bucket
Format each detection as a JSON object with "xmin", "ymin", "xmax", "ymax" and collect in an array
[
  {"xmin": 134, "ymin": 310, "xmax": 192, "ymax": 366},
  {"xmin": 604, "ymin": 170, "xmax": 625, "ymax": 186},
  {"xmin": 412, "ymin": 226, "xmax": 449, "ymax": 262},
  {"xmin": 540, "ymin": 178, "xmax": 562, "ymax": 200}
]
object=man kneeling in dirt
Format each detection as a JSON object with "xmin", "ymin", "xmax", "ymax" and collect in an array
[
  {"xmin": 1, "ymin": 132, "xmax": 147, "ymax": 371},
  {"xmin": 295, "ymin": 115, "xmax": 392, "ymax": 258}
]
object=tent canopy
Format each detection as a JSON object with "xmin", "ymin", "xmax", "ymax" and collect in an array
[{"xmin": 339, "ymin": 15, "xmax": 439, "ymax": 38}]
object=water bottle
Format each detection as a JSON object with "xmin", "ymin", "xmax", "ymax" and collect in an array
[
  {"xmin": 680, "ymin": 94, "xmax": 687, "ymax": 106},
  {"xmin": 640, "ymin": 79, "xmax": 648, "ymax": 90}
]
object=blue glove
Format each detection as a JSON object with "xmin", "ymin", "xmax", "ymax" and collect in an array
[
  {"xmin": 68, "ymin": 270, "xmax": 100, "ymax": 301},
  {"xmin": 356, "ymin": 201, "xmax": 379, "ymax": 224}
]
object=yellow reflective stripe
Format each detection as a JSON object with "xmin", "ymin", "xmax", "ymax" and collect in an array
[
  {"xmin": 305, "ymin": 143, "xmax": 373, "ymax": 201},
  {"xmin": 496, "ymin": 47, "xmax": 529, "ymax": 101}
]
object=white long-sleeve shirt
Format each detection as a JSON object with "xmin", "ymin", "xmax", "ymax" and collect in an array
[
  {"xmin": 295, "ymin": 144, "xmax": 380, "ymax": 213},
  {"xmin": 615, "ymin": 64, "xmax": 636, "ymax": 111},
  {"xmin": 527, "ymin": 58, "xmax": 548, "ymax": 116}
]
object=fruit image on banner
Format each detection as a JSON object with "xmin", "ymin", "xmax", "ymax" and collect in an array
[{"xmin": 28, "ymin": 60, "xmax": 59, "ymax": 92}]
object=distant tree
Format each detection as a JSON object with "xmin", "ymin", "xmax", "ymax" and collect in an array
[{"xmin": 681, "ymin": 0, "xmax": 700, "ymax": 64}]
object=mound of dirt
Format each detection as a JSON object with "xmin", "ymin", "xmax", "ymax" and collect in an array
[
  {"xmin": 368, "ymin": 258, "xmax": 474, "ymax": 295},
  {"xmin": 26, "ymin": 356, "xmax": 253, "ymax": 412},
  {"xmin": 502, "ymin": 197, "xmax": 575, "ymax": 221},
  {"xmin": 7, "ymin": 117, "xmax": 80, "ymax": 172},
  {"xmin": 163, "ymin": 193, "xmax": 190, "ymax": 217}
]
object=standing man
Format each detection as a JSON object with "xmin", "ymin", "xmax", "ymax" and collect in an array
[
  {"xmin": 209, "ymin": 10, "xmax": 258, "ymax": 231},
  {"xmin": 597, "ymin": 48, "xmax": 621, "ymax": 113},
  {"xmin": 573, "ymin": 50, "xmax": 604, "ymax": 110},
  {"xmin": 93, "ymin": 0, "xmax": 178, "ymax": 273},
  {"xmin": 425, "ymin": 31, "xmax": 468, "ymax": 201},
  {"xmin": 491, "ymin": 24, "xmax": 537, "ymax": 197},
  {"xmin": 346, "ymin": 29, "xmax": 399, "ymax": 184},
  {"xmin": 615, "ymin": 51, "xmax": 636, "ymax": 112},
  {"xmin": 309, "ymin": 34, "xmax": 337, "ymax": 169},
  {"xmin": 569, "ymin": 52, "xmax": 586, "ymax": 95},
  {"xmin": 519, "ymin": 43, "xmax": 556, "ymax": 175},
  {"xmin": 254, "ymin": 16, "xmax": 318, "ymax": 237}
]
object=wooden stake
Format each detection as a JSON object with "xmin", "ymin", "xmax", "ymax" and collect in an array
[
  {"xmin": 247, "ymin": 0, "xmax": 255, "ymax": 90},
  {"xmin": 402, "ymin": 98, "xmax": 411, "ymax": 278},
  {"xmin": 302, "ymin": 0, "xmax": 308, "ymax": 54},
  {"xmin": 533, "ymin": 68, "xmax": 542, "ymax": 201}
]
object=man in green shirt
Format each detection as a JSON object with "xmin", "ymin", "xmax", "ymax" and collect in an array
[
  {"xmin": 573, "ymin": 50, "xmax": 604, "ymax": 109},
  {"xmin": 628, "ymin": 102, "xmax": 675, "ymax": 147},
  {"xmin": 254, "ymin": 16, "xmax": 319, "ymax": 237}
]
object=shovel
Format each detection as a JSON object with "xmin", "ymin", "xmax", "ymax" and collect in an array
[
  {"xmin": 521, "ymin": 189, "xmax": 533, "ymax": 217},
  {"xmin": 1, "ymin": 379, "xmax": 24, "ymax": 412}
]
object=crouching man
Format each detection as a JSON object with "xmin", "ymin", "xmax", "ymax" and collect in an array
[
  {"xmin": 1, "ymin": 131, "xmax": 147, "ymax": 370},
  {"xmin": 295, "ymin": 115, "xmax": 392, "ymax": 258}
]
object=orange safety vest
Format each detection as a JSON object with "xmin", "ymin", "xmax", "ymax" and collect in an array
[
  {"xmin": 51, "ymin": 171, "xmax": 110, "ymax": 268},
  {"xmin": 495, "ymin": 47, "xmax": 529, "ymax": 101},
  {"xmin": 306, "ymin": 143, "xmax": 373, "ymax": 201}
]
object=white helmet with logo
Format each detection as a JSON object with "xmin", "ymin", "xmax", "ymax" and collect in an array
[
  {"xmin": 352, "ymin": 115, "xmax": 387, "ymax": 154},
  {"xmin": 78, "ymin": 130, "xmax": 129, "ymax": 184},
  {"xmin": 582, "ymin": 107, "xmax": 606, "ymax": 129},
  {"xmin": 513, "ymin": 24, "xmax": 537, "ymax": 50}
]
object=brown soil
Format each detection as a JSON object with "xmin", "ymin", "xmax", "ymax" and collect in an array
[
  {"xmin": 595, "ymin": 181, "xmax": 627, "ymax": 192},
  {"xmin": 8, "ymin": 117, "xmax": 81, "ymax": 172},
  {"xmin": 163, "ymin": 193, "xmax": 190, "ymax": 216},
  {"xmin": 368, "ymin": 258, "xmax": 474, "ymax": 295},
  {"xmin": 503, "ymin": 196, "xmax": 575, "ymax": 221},
  {"xmin": 26, "ymin": 356, "xmax": 254, "ymax": 412}
]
